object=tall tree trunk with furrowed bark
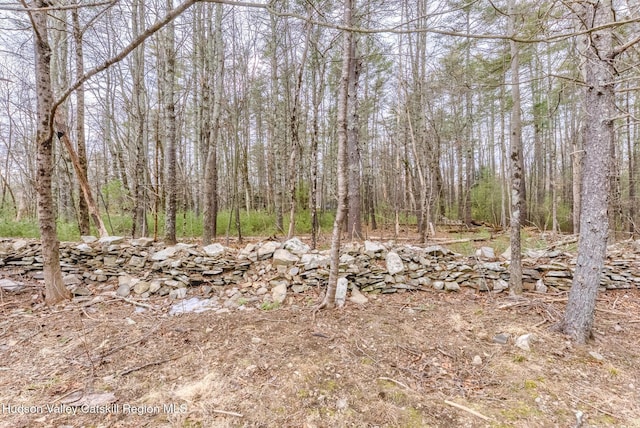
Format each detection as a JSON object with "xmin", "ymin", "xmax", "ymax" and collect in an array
[{"xmin": 31, "ymin": 1, "xmax": 71, "ymax": 304}]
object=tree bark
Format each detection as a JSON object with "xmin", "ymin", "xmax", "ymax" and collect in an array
[
  {"xmin": 164, "ymin": 0, "xmax": 178, "ymax": 244},
  {"xmin": 31, "ymin": 1, "xmax": 71, "ymax": 304},
  {"xmin": 560, "ymin": 0, "xmax": 618, "ymax": 343},
  {"xmin": 320, "ymin": 0, "xmax": 352, "ymax": 309},
  {"xmin": 508, "ymin": 0, "xmax": 523, "ymax": 295},
  {"xmin": 202, "ymin": 3, "xmax": 223, "ymax": 245},
  {"xmin": 346, "ymin": 37, "xmax": 362, "ymax": 240},
  {"xmin": 71, "ymin": 8, "xmax": 91, "ymax": 236}
]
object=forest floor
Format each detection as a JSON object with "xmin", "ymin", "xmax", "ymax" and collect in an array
[{"xmin": 1, "ymin": 230, "xmax": 640, "ymax": 427}]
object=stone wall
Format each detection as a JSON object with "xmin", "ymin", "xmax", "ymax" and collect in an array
[{"xmin": 0, "ymin": 236, "xmax": 638, "ymax": 300}]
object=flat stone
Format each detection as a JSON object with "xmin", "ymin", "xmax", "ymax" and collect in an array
[
  {"xmin": 476, "ymin": 246, "xmax": 496, "ymax": 260},
  {"xmin": 283, "ymin": 237, "xmax": 310, "ymax": 256},
  {"xmin": 364, "ymin": 240, "xmax": 386, "ymax": 253},
  {"xmin": 273, "ymin": 249, "xmax": 299, "ymax": 266},
  {"xmin": 291, "ymin": 284, "xmax": 309, "ymax": 293},
  {"xmin": 133, "ymin": 281, "xmax": 150, "ymax": 294},
  {"xmin": 12, "ymin": 239, "xmax": 29, "ymax": 252},
  {"xmin": 432, "ymin": 281, "xmax": 445, "ymax": 290},
  {"xmin": 444, "ymin": 281, "xmax": 460, "ymax": 292},
  {"xmin": 149, "ymin": 280, "xmax": 162, "ymax": 294},
  {"xmin": 128, "ymin": 255, "xmax": 146, "ymax": 268},
  {"xmin": 493, "ymin": 333, "xmax": 510, "ymax": 345},
  {"xmin": 203, "ymin": 243, "xmax": 225, "ymax": 257},
  {"xmin": 81, "ymin": 235, "xmax": 98, "ymax": 244},
  {"xmin": 272, "ymin": 282, "xmax": 287, "ymax": 304},
  {"xmin": 335, "ymin": 277, "xmax": 348, "ymax": 307},
  {"xmin": 257, "ymin": 241, "xmax": 280, "ymax": 260},
  {"xmin": 98, "ymin": 236, "xmax": 125, "ymax": 245},
  {"xmin": 493, "ymin": 279, "xmax": 509, "ymax": 293},
  {"xmin": 515, "ymin": 333, "xmax": 535, "ymax": 351},
  {"xmin": 63, "ymin": 274, "xmax": 82, "ymax": 286},
  {"xmin": 349, "ymin": 287, "xmax": 368, "ymax": 305},
  {"xmin": 300, "ymin": 253, "xmax": 330, "ymax": 270},
  {"xmin": 152, "ymin": 246, "xmax": 181, "ymax": 261},
  {"xmin": 386, "ymin": 251, "xmax": 404, "ymax": 275},
  {"xmin": 169, "ymin": 288, "xmax": 187, "ymax": 299},
  {"xmin": 116, "ymin": 284, "xmax": 131, "ymax": 297},
  {"xmin": 0, "ymin": 279, "xmax": 24, "ymax": 292},
  {"xmin": 72, "ymin": 286, "xmax": 92, "ymax": 296},
  {"xmin": 589, "ymin": 351, "xmax": 604, "ymax": 361},
  {"xmin": 131, "ymin": 237, "xmax": 154, "ymax": 247},
  {"xmin": 535, "ymin": 279, "xmax": 548, "ymax": 293},
  {"xmin": 75, "ymin": 243, "xmax": 94, "ymax": 253}
]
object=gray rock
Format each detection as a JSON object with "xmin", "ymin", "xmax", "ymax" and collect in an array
[
  {"xmin": 98, "ymin": 236, "xmax": 125, "ymax": 245},
  {"xmin": 63, "ymin": 274, "xmax": 82, "ymax": 286},
  {"xmin": 335, "ymin": 277, "xmax": 348, "ymax": 307},
  {"xmin": 283, "ymin": 237, "xmax": 310, "ymax": 256},
  {"xmin": 301, "ymin": 253, "xmax": 331, "ymax": 270},
  {"xmin": 12, "ymin": 239, "xmax": 29, "ymax": 252},
  {"xmin": 131, "ymin": 237, "xmax": 154, "ymax": 247},
  {"xmin": 272, "ymin": 249, "xmax": 299, "ymax": 266},
  {"xmin": 75, "ymin": 243, "xmax": 94, "ymax": 254},
  {"xmin": 432, "ymin": 281, "xmax": 445, "ymax": 290},
  {"xmin": 291, "ymin": 284, "xmax": 309, "ymax": 293},
  {"xmin": 476, "ymin": 246, "xmax": 496, "ymax": 260},
  {"xmin": 423, "ymin": 245, "xmax": 449, "ymax": 256},
  {"xmin": 257, "ymin": 241, "xmax": 280, "ymax": 260},
  {"xmin": 493, "ymin": 279, "xmax": 509, "ymax": 293},
  {"xmin": 589, "ymin": 351, "xmax": 604, "ymax": 361},
  {"xmin": 535, "ymin": 279, "xmax": 548, "ymax": 293},
  {"xmin": 501, "ymin": 246, "xmax": 511, "ymax": 260},
  {"xmin": 203, "ymin": 243, "xmax": 225, "ymax": 257},
  {"xmin": 152, "ymin": 246, "xmax": 180, "ymax": 261},
  {"xmin": 493, "ymin": 333, "xmax": 510, "ymax": 345},
  {"xmin": 81, "ymin": 235, "xmax": 98, "ymax": 244},
  {"xmin": 515, "ymin": 333, "xmax": 535, "ymax": 351},
  {"xmin": 128, "ymin": 255, "xmax": 146, "ymax": 268},
  {"xmin": 364, "ymin": 240, "xmax": 386, "ymax": 253},
  {"xmin": 272, "ymin": 282, "xmax": 287, "ymax": 304},
  {"xmin": 472, "ymin": 355, "xmax": 483, "ymax": 365},
  {"xmin": 385, "ymin": 251, "xmax": 404, "ymax": 275},
  {"xmin": 133, "ymin": 281, "xmax": 150, "ymax": 295},
  {"xmin": 0, "ymin": 279, "xmax": 24, "ymax": 292},
  {"xmin": 116, "ymin": 284, "xmax": 131, "ymax": 297},
  {"xmin": 72, "ymin": 286, "xmax": 92, "ymax": 296},
  {"xmin": 149, "ymin": 280, "xmax": 162, "ymax": 294},
  {"xmin": 169, "ymin": 288, "xmax": 187, "ymax": 299},
  {"xmin": 444, "ymin": 281, "xmax": 460, "ymax": 292},
  {"xmin": 349, "ymin": 287, "xmax": 368, "ymax": 305}
]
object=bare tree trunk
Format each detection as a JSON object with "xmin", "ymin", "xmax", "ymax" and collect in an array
[
  {"xmin": 202, "ymin": 3, "xmax": 223, "ymax": 245},
  {"xmin": 508, "ymin": 0, "xmax": 523, "ymax": 295},
  {"xmin": 320, "ymin": 0, "xmax": 352, "ymax": 309},
  {"xmin": 71, "ymin": 9, "xmax": 90, "ymax": 236},
  {"xmin": 560, "ymin": 0, "xmax": 621, "ymax": 343},
  {"xmin": 31, "ymin": 1, "xmax": 71, "ymax": 304},
  {"xmin": 346, "ymin": 38, "xmax": 362, "ymax": 240},
  {"xmin": 286, "ymin": 17, "xmax": 311, "ymax": 239},
  {"xmin": 164, "ymin": 0, "xmax": 178, "ymax": 244},
  {"xmin": 131, "ymin": 0, "xmax": 148, "ymax": 238}
]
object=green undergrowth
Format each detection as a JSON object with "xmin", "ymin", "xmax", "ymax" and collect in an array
[{"xmin": 0, "ymin": 209, "xmax": 336, "ymax": 241}]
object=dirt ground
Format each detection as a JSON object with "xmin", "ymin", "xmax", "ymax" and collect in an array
[{"xmin": 1, "ymin": 273, "xmax": 640, "ymax": 428}]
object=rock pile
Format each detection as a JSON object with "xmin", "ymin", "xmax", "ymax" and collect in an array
[{"xmin": 0, "ymin": 237, "xmax": 638, "ymax": 301}]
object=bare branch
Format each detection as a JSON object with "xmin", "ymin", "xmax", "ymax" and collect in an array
[{"xmin": 0, "ymin": 0, "xmax": 118, "ymax": 12}]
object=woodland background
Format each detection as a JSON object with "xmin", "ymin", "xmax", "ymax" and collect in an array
[{"xmin": 2, "ymin": 0, "xmax": 636, "ymax": 243}]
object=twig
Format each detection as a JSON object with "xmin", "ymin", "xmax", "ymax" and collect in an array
[
  {"xmin": 444, "ymin": 399, "xmax": 493, "ymax": 422},
  {"xmin": 119, "ymin": 356, "xmax": 179, "ymax": 376},
  {"xmin": 94, "ymin": 325, "xmax": 162, "ymax": 361},
  {"xmin": 533, "ymin": 319, "xmax": 548, "ymax": 328},
  {"xmin": 378, "ymin": 376, "xmax": 411, "ymax": 390},
  {"xmin": 116, "ymin": 296, "xmax": 157, "ymax": 310},
  {"xmin": 212, "ymin": 409, "xmax": 243, "ymax": 417},
  {"xmin": 567, "ymin": 392, "xmax": 617, "ymax": 418}
]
